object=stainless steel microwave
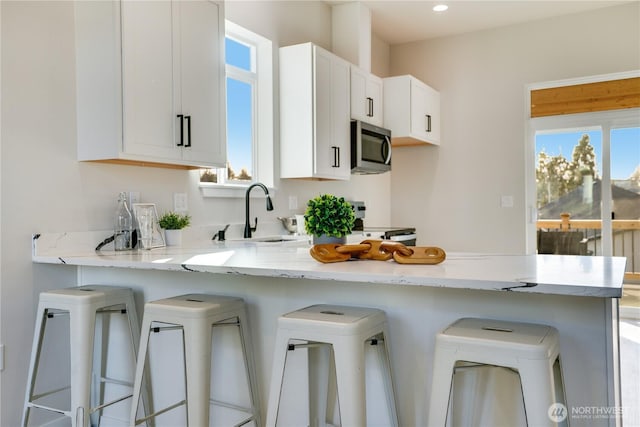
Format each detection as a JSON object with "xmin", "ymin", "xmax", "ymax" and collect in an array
[{"xmin": 350, "ymin": 120, "xmax": 392, "ymax": 174}]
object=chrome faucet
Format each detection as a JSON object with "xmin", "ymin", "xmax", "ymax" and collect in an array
[{"xmin": 244, "ymin": 183, "xmax": 274, "ymax": 238}]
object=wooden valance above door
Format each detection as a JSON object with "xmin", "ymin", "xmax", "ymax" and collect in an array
[{"xmin": 530, "ymin": 76, "xmax": 640, "ymax": 118}]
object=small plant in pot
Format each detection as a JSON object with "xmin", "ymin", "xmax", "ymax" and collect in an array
[
  {"xmin": 158, "ymin": 212, "xmax": 191, "ymax": 246},
  {"xmin": 304, "ymin": 194, "xmax": 355, "ymax": 244}
]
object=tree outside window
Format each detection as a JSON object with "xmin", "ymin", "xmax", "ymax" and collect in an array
[{"xmin": 536, "ymin": 133, "xmax": 598, "ymax": 209}]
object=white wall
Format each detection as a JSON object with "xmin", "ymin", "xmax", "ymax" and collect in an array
[
  {"xmin": 372, "ymin": 33, "xmax": 391, "ymax": 78},
  {"xmin": 0, "ymin": 1, "xmax": 391, "ymax": 424},
  {"xmin": 388, "ymin": 2, "xmax": 640, "ymax": 253},
  {"xmin": 4, "ymin": 1, "xmax": 636, "ymax": 423}
]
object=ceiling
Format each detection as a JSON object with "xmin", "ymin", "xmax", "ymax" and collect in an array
[{"xmin": 329, "ymin": 1, "xmax": 635, "ymax": 45}]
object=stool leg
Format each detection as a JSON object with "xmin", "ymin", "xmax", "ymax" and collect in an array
[
  {"xmin": 69, "ymin": 305, "xmax": 97, "ymax": 427},
  {"xmin": 22, "ymin": 303, "xmax": 49, "ymax": 427},
  {"xmin": 90, "ymin": 308, "xmax": 106, "ymax": 427},
  {"xmin": 333, "ymin": 337, "xmax": 366, "ymax": 426},
  {"xmin": 376, "ymin": 329, "xmax": 399, "ymax": 427},
  {"xmin": 427, "ymin": 346, "xmax": 458, "ymax": 427},
  {"xmin": 265, "ymin": 330, "xmax": 292, "ymax": 427},
  {"xmin": 183, "ymin": 319, "xmax": 213, "ymax": 426},
  {"xmin": 122, "ymin": 294, "xmax": 154, "ymax": 426},
  {"xmin": 130, "ymin": 316, "xmax": 153, "ymax": 426},
  {"xmin": 519, "ymin": 358, "xmax": 563, "ymax": 427},
  {"xmin": 237, "ymin": 309, "xmax": 262, "ymax": 426}
]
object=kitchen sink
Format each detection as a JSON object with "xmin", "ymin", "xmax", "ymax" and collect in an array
[
  {"xmin": 225, "ymin": 235, "xmax": 309, "ymax": 244},
  {"xmin": 249, "ymin": 235, "xmax": 308, "ymax": 243}
]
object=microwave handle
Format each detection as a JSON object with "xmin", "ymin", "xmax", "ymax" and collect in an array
[{"xmin": 382, "ymin": 136, "xmax": 391, "ymax": 165}]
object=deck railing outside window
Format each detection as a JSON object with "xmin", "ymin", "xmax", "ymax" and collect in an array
[{"xmin": 537, "ymin": 216, "xmax": 639, "ymax": 281}]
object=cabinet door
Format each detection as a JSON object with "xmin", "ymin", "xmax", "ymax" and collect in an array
[
  {"xmin": 350, "ymin": 66, "xmax": 368, "ymax": 122},
  {"xmin": 366, "ymin": 74, "xmax": 383, "ymax": 126},
  {"xmin": 331, "ymin": 56, "xmax": 351, "ymax": 179},
  {"xmin": 409, "ymin": 78, "xmax": 440, "ymax": 145},
  {"xmin": 313, "ymin": 49, "xmax": 334, "ymax": 177},
  {"xmin": 424, "ymin": 84, "xmax": 440, "ymax": 145},
  {"xmin": 121, "ymin": 1, "xmax": 179, "ymax": 160},
  {"xmin": 351, "ymin": 67, "xmax": 383, "ymax": 126},
  {"xmin": 314, "ymin": 48, "xmax": 350, "ymax": 179},
  {"xmin": 177, "ymin": 0, "xmax": 226, "ymax": 166},
  {"xmin": 410, "ymin": 80, "xmax": 430, "ymax": 142}
]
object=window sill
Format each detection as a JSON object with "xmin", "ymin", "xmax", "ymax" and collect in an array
[{"xmin": 199, "ymin": 183, "xmax": 276, "ymax": 198}]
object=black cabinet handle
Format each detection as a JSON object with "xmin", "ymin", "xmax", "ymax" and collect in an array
[
  {"xmin": 426, "ymin": 114, "xmax": 432, "ymax": 133},
  {"xmin": 185, "ymin": 115, "xmax": 191, "ymax": 147},
  {"xmin": 176, "ymin": 114, "xmax": 184, "ymax": 146},
  {"xmin": 366, "ymin": 97, "xmax": 373, "ymax": 117},
  {"xmin": 331, "ymin": 146, "xmax": 340, "ymax": 167}
]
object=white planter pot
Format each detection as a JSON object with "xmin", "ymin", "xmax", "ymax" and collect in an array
[{"xmin": 164, "ymin": 229, "xmax": 183, "ymax": 246}]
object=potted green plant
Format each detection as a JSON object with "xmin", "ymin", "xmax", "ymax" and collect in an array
[
  {"xmin": 158, "ymin": 212, "xmax": 191, "ymax": 246},
  {"xmin": 304, "ymin": 194, "xmax": 355, "ymax": 244}
]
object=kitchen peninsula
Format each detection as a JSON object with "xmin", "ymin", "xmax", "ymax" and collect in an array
[{"xmin": 33, "ymin": 231, "xmax": 626, "ymax": 426}]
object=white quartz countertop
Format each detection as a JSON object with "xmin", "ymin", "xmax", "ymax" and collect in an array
[{"xmin": 32, "ymin": 231, "xmax": 626, "ymax": 298}]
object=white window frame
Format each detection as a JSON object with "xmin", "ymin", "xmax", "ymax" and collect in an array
[
  {"xmin": 525, "ymin": 71, "xmax": 640, "ymax": 254},
  {"xmin": 200, "ymin": 20, "xmax": 274, "ymax": 198}
]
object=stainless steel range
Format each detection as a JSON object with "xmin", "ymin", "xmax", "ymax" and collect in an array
[
  {"xmin": 361, "ymin": 227, "xmax": 417, "ymax": 246},
  {"xmin": 348, "ymin": 201, "xmax": 417, "ymax": 246}
]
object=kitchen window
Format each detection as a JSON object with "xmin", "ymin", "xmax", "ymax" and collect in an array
[{"xmin": 200, "ymin": 21, "xmax": 274, "ymax": 196}]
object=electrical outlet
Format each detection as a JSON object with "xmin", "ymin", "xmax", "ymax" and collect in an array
[
  {"xmin": 501, "ymin": 195, "xmax": 514, "ymax": 208},
  {"xmin": 174, "ymin": 193, "xmax": 188, "ymax": 212},
  {"xmin": 128, "ymin": 191, "xmax": 140, "ymax": 207},
  {"xmin": 288, "ymin": 195, "xmax": 298, "ymax": 210}
]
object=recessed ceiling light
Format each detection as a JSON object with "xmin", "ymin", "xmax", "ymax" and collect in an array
[{"xmin": 433, "ymin": 4, "xmax": 448, "ymax": 12}]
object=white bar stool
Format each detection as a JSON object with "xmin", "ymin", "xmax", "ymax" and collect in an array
[
  {"xmin": 428, "ymin": 317, "xmax": 568, "ymax": 427},
  {"xmin": 129, "ymin": 293, "xmax": 261, "ymax": 426},
  {"xmin": 22, "ymin": 285, "xmax": 142, "ymax": 427},
  {"xmin": 265, "ymin": 304, "xmax": 399, "ymax": 427}
]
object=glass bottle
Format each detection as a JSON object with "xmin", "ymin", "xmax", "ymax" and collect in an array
[{"xmin": 114, "ymin": 192, "xmax": 133, "ymax": 251}]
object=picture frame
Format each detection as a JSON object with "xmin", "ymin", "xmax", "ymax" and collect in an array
[{"xmin": 131, "ymin": 203, "xmax": 165, "ymax": 249}]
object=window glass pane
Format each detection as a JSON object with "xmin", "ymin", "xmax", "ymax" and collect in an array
[
  {"xmin": 535, "ymin": 129, "xmax": 602, "ymax": 220},
  {"xmin": 200, "ymin": 168, "xmax": 218, "ymax": 183},
  {"xmin": 611, "ymin": 127, "xmax": 640, "ymax": 219},
  {"xmin": 225, "ymin": 38, "xmax": 251, "ymax": 71},
  {"xmin": 226, "ymin": 77, "xmax": 253, "ymax": 181}
]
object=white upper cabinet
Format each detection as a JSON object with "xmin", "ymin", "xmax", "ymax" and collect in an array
[
  {"xmin": 350, "ymin": 65, "xmax": 383, "ymax": 127},
  {"xmin": 383, "ymin": 75, "xmax": 440, "ymax": 146},
  {"xmin": 75, "ymin": 1, "xmax": 225, "ymax": 168},
  {"xmin": 280, "ymin": 43, "xmax": 351, "ymax": 180}
]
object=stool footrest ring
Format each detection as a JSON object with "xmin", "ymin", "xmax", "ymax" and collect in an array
[
  {"xmin": 134, "ymin": 399, "xmax": 186, "ymax": 425},
  {"xmin": 287, "ymin": 342, "xmax": 331, "ymax": 351}
]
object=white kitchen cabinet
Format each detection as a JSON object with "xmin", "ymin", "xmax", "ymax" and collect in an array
[
  {"xmin": 350, "ymin": 65, "xmax": 383, "ymax": 126},
  {"xmin": 280, "ymin": 43, "xmax": 351, "ymax": 180},
  {"xmin": 383, "ymin": 75, "xmax": 440, "ymax": 146},
  {"xmin": 75, "ymin": 1, "xmax": 226, "ymax": 169}
]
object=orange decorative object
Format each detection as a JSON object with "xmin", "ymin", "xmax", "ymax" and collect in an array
[
  {"xmin": 310, "ymin": 240, "xmax": 446, "ymax": 265},
  {"xmin": 393, "ymin": 246, "xmax": 446, "ymax": 265},
  {"xmin": 356, "ymin": 240, "xmax": 404, "ymax": 261},
  {"xmin": 310, "ymin": 244, "xmax": 367, "ymax": 263}
]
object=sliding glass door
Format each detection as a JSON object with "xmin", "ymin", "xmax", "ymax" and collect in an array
[{"xmin": 528, "ymin": 109, "xmax": 640, "ymax": 262}]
